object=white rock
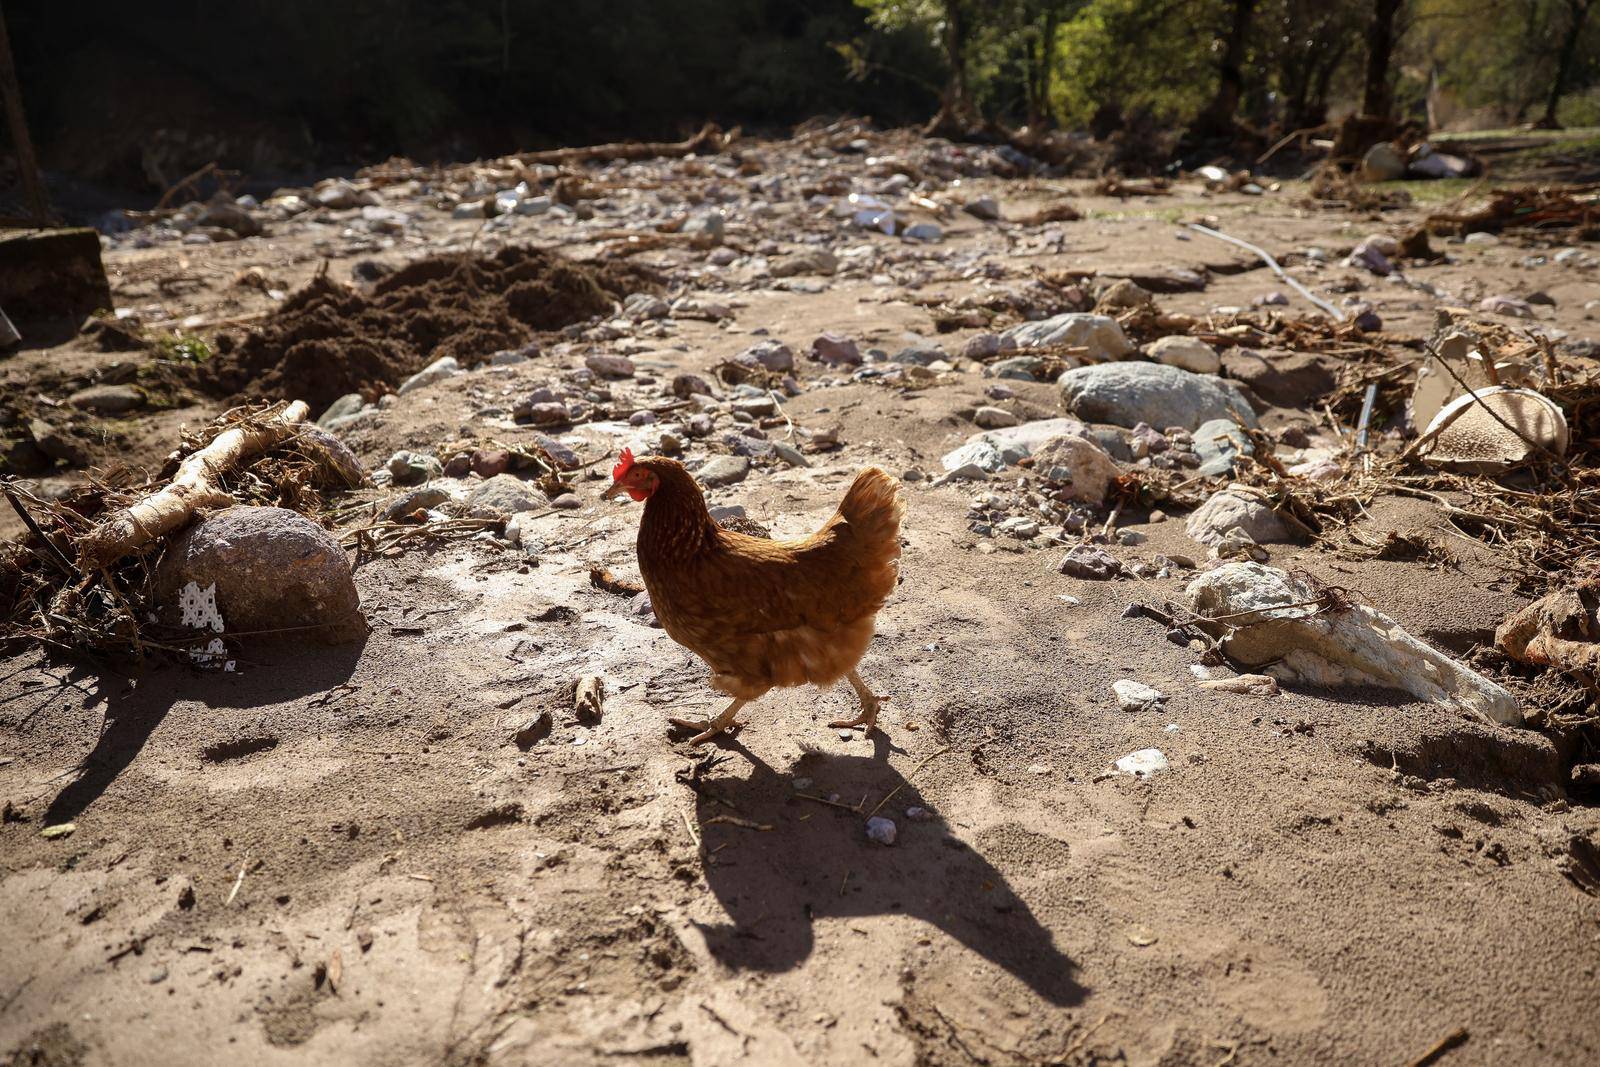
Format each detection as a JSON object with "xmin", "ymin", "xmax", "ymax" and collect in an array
[
  {"xmin": 1147, "ymin": 335, "xmax": 1221, "ymax": 374},
  {"xmin": 973, "ymin": 406, "xmax": 1018, "ymax": 429},
  {"xmin": 1185, "ymin": 562, "xmax": 1520, "ymax": 724},
  {"xmin": 1112, "ymin": 679, "xmax": 1166, "ymax": 713},
  {"xmin": 865, "ymin": 816, "xmax": 898, "ymax": 845},
  {"xmin": 1030, "ymin": 435, "xmax": 1121, "ymax": 505},
  {"xmin": 941, "ymin": 439, "xmax": 1005, "ymax": 473},
  {"xmin": 1114, "ymin": 749, "xmax": 1169, "ymax": 777},
  {"xmin": 1059, "ymin": 362, "xmax": 1258, "ymax": 430},
  {"xmin": 1185, "ymin": 487, "xmax": 1293, "ymax": 547},
  {"xmin": 683, "ymin": 210, "xmax": 726, "ymax": 243},
  {"xmin": 1359, "ymin": 142, "xmax": 1406, "ymax": 182},
  {"xmin": 397, "ymin": 355, "xmax": 461, "ymax": 395},
  {"xmin": 1002, "ymin": 313, "xmax": 1134, "ymax": 359}
]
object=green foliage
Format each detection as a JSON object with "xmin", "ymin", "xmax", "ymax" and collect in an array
[
  {"xmin": 154, "ymin": 334, "xmax": 212, "ymax": 364},
  {"xmin": 1052, "ymin": 0, "xmax": 1220, "ymax": 127},
  {"xmin": 12, "ymin": 0, "xmax": 1600, "ymax": 181},
  {"xmin": 1416, "ymin": 0, "xmax": 1600, "ymax": 123},
  {"xmin": 1558, "ymin": 86, "xmax": 1600, "ymax": 125}
]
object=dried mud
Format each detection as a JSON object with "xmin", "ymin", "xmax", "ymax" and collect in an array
[{"xmin": 200, "ymin": 245, "xmax": 655, "ymax": 409}]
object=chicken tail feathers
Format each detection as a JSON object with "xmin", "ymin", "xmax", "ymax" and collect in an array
[{"xmin": 838, "ymin": 467, "xmax": 905, "ymax": 564}]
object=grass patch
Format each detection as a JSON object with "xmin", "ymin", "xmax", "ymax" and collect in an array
[{"xmin": 154, "ymin": 333, "xmax": 212, "ymax": 363}]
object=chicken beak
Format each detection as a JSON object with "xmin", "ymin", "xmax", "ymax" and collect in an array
[{"xmin": 601, "ymin": 481, "xmax": 629, "ymax": 501}]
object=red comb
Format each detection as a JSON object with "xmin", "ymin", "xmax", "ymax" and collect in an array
[{"xmin": 612, "ymin": 448, "xmax": 635, "ymax": 481}]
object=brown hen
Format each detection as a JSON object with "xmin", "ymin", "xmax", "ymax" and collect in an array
[{"xmin": 603, "ymin": 450, "xmax": 904, "ymax": 744}]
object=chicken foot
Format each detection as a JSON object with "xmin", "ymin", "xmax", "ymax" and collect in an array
[
  {"xmin": 829, "ymin": 669, "xmax": 886, "ymax": 734},
  {"xmin": 670, "ymin": 698, "xmax": 748, "ymax": 746}
]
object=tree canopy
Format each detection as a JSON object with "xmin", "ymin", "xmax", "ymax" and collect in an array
[{"xmin": 8, "ymin": 0, "xmax": 1598, "ymax": 193}]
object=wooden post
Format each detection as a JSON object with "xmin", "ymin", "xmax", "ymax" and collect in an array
[{"xmin": 0, "ymin": 4, "xmax": 53, "ymax": 226}]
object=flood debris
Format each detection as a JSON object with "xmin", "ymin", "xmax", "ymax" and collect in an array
[
  {"xmin": 78, "ymin": 400, "xmax": 321, "ymax": 572},
  {"xmin": 1415, "ymin": 387, "xmax": 1568, "ymax": 473},
  {"xmin": 1426, "ymin": 184, "xmax": 1600, "ymax": 239},
  {"xmin": 2, "ymin": 400, "xmax": 367, "ymax": 660},
  {"xmin": 1185, "ymin": 563, "xmax": 1520, "ymax": 725},
  {"xmin": 572, "ymin": 675, "xmax": 606, "ymax": 722},
  {"xmin": 1496, "ymin": 579, "xmax": 1600, "ymax": 677}
]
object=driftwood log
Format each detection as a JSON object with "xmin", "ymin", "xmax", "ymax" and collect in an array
[
  {"xmin": 77, "ymin": 401, "xmax": 310, "ymax": 572},
  {"xmin": 513, "ymin": 122, "xmax": 732, "ymax": 167}
]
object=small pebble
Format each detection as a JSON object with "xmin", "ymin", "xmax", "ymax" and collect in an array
[{"xmin": 865, "ymin": 816, "xmax": 898, "ymax": 845}]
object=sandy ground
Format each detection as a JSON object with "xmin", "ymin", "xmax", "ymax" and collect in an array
[{"xmin": 3, "ymin": 159, "xmax": 1600, "ymax": 1067}]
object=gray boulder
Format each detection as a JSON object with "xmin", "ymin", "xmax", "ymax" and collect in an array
[
  {"xmin": 154, "ymin": 506, "xmax": 365, "ymax": 643},
  {"xmin": 737, "ymin": 340, "xmax": 795, "ymax": 373},
  {"xmin": 1359, "ymin": 142, "xmax": 1407, "ymax": 182},
  {"xmin": 1058, "ymin": 362, "xmax": 1258, "ymax": 431},
  {"xmin": 28, "ymin": 419, "xmax": 88, "ymax": 465},
  {"xmin": 697, "ymin": 455, "xmax": 750, "ymax": 488},
  {"xmin": 69, "ymin": 384, "xmax": 143, "ymax": 414},
  {"xmin": 468, "ymin": 474, "xmax": 546, "ymax": 519},
  {"xmin": 1192, "ymin": 419, "xmax": 1253, "ymax": 477},
  {"xmin": 984, "ymin": 356, "xmax": 1048, "ymax": 381},
  {"xmin": 1186, "ymin": 487, "xmax": 1292, "ymax": 547},
  {"xmin": 318, "ymin": 393, "xmax": 366, "ymax": 428},
  {"xmin": 1002, "ymin": 313, "xmax": 1134, "ymax": 359}
]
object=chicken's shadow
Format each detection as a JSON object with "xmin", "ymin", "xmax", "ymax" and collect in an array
[{"xmin": 689, "ymin": 740, "xmax": 1085, "ymax": 1006}]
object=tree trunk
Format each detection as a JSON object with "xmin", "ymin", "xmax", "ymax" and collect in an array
[
  {"xmin": 1038, "ymin": 5, "xmax": 1060, "ymax": 128},
  {"xmin": 925, "ymin": 0, "xmax": 975, "ymax": 135},
  {"xmin": 1309, "ymin": 43, "xmax": 1348, "ymax": 125},
  {"xmin": 1361, "ymin": 0, "xmax": 1403, "ymax": 118},
  {"xmin": 1540, "ymin": 0, "xmax": 1594, "ymax": 127},
  {"xmin": 1024, "ymin": 28, "xmax": 1043, "ymax": 128},
  {"xmin": 1199, "ymin": 0, "xmax": 1259, "ymax": 131},
  {"xmin": 0, "ymin": 5, "xmax": 52, "ymax": 225}
]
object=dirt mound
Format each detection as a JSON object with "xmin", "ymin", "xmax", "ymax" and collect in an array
[{"xmin": 202, "ymin": 245, "xmax": 654, "ymax": 409}]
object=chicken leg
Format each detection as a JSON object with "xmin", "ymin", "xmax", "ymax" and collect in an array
[
  {"xmin": 829, "ymin": 669, "xmax": 886, "ymax": 733},
  {"xmin": 670, "ymin": 698, "xmax": 747, "ymax": 746}
]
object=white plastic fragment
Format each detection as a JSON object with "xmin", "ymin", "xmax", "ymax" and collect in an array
[{"xmin": 178, "ymin": 581, "xmax": 223, "ymax": 632}]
